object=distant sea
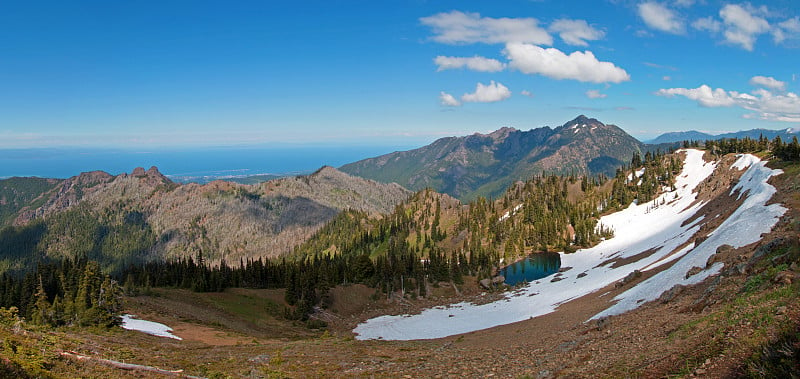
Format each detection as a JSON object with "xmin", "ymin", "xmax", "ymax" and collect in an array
[{"xmin": 0, "ymin": 145, "xmax": 412, "ymax": 181}]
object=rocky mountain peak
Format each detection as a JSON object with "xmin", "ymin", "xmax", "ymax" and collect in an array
[
  {"xmin": 561, "ymin": 115, "xmax": 604, "ymax": 130},
  {"xmin": 312, "ymin": 165, "xmax": 341, "ymax": 177},
  {"xmin": 486, "ymin": 126, "xmax": 518, "ymax": 141}
]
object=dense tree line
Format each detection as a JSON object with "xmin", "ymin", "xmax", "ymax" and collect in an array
[
  {"xmin": 0, "ymin": 256, "xmax": 122, "ymax": 327},
  {"xmin": 684, "ymin": 134, "xmax": 800, "ymax": 161}
]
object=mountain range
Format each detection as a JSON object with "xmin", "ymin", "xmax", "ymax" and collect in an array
[
  {"xmin": 341, "ymin": 115, "xmax": 644, "ymax": 201},
  {"xmin": 0, "ymin": 165, "xmax": 410, "ymax": 272},
  {"xmin": 648, "ymin": 127, "xmax": 798, "ymax": 144}
]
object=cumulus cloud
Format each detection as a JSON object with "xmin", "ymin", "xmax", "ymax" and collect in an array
[
  {"xmin": 504, "ymin": 42, "xmax": 630, "ymax": 83},
  {"xmin": 434, "ymin": 56, "xmax": 506, "ymax": 72},
  {"xmin": 656, "ymin": 85, "xmax": 737, "ymax": 107},
  {"xmin": 719, "ymin": 4, "xmax": 770, "ymax": 51},
  {"xmin": 690, "ymin": 5, "xmax": 798, "ymax": 50},
  {"xmin": 420, "ymin": 10, "xmax": 552, "ymax": 45},
  {"xmin": 692, "ymin": 16, "xmax": 722, "ymax": 33},
  {"xmin": 773, "ymin": 17, "xmax": 800, "ymax": 43},
  {"xmin": 586, "ymin": 90, "xmax": 607, "ymax": 99},
  {"xmin": 461, "ymin": 81, "xmax": 512, "ymax": 103},
  {"xmin": 638, "ymin": 2, "xmax": 685, "ymax": 34},
  {"xmin": 750, "ymin": 76, "xmax": 786, "ymax": 91},
  {"xmin": 656, "ymin": 84, "xmax": 800, "ymax": 122},
  {"xmin": 439, "ymin": 91, "xmax": 462, "ymax": 107},
  {"xmin": 548, "ymin": 19, "xmax": 605, "ymax": 46}
]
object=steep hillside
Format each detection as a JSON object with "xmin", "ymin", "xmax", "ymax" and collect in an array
[
  {"xmin": 0, "ymin": 177, "xmax": 61, "ymax": 226},
  {"xmin": 340, "ymin": 115, "xmax": 643, "ymax": 201},
  {"xmin": 355, "ymin": 149, "xmax": 783, "ymax": 339},
  {"xmin": 0, "ymin": 165, "xmax": 410, "ymax": 272}
]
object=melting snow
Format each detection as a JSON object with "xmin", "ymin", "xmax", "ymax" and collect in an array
[
  {"xmin": 499, "ymin": 204, "xmax": 523, "ymax": 222},
  {"xmin": 121, "ymin": 314, "xmax": 182, "ymax": 340},
  {"xmin": 353, "ymin": 150, "xmax": 785, "ymax": 340}
]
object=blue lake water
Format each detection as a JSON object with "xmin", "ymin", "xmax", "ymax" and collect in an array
[
  {"xmin": 501, "ymin": 252, "xmax": 561, "ymax": 286},
  {"xmin": 0, "ymin": 145, "xmax": 413, "ymax": 180}
]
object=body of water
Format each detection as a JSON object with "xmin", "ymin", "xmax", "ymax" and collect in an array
[
  {"xmin": 0, "ymin": 145, "xmax": 412, "ymax": 180},
  {"xmin": 501, "ymin": 252, "xmax": 561, "ymax": 286}
]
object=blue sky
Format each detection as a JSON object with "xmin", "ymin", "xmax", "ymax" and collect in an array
[{"xmin": 1, "ymin": 0, "xmax": 798, "ymax": 148}]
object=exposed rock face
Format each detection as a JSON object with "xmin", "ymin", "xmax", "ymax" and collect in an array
[{"xmin": 14, "ymin": 171, "xmax": 113, "ymax": 225}]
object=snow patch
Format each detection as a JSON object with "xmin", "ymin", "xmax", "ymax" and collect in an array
[
  {"xmin": 499, "ymin": 204, "xmax": 523, "ymax": 222},
  {"xmin": 121, "ymin": 314, "xmax": 182, "ymax": 340},
  {"xmin": 353, "ymin": 150, "xmax": 784, "ymax": 341}
]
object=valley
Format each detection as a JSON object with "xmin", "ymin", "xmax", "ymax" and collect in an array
[{"xmin": 1, "ymin": 119, "xmax": 800, "ymax": 378}]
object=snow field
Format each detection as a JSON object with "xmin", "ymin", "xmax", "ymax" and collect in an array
[
  {"xmin": 353, "ymin": 150, "xmax": 785, "ymax": 340},
  {"xmin": 120, "ymin": 314, "xmax": 182, "ymax": 340}
]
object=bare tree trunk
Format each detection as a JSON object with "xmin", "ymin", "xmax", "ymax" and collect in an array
[{"xmin": 59, "ymin": 351, "xmax": 205, "ymax": 379}]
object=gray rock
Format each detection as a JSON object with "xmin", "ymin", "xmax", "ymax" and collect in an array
[
  {"xmin": 750, "ymin": 237, "xmax": 787, "ymax": 263},
  {"xmin": 659, "ymin": 284, "xmax": 685, "ymax": 303}
]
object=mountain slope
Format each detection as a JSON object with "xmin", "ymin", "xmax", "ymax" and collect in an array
[
  {"xmin": 0, "ymin": 166, "xmax": 410, "ymax": 272},
  {"xmin": 0, "ymin": 177, "xmax": 62, "ymax": 226},
  {"xmin": 354, "ymin": 149, "xmax": 785, "ymax": 340},
  {"xmin": 341, "ymin": 115, "xmax": 643, "ymax": 201}
]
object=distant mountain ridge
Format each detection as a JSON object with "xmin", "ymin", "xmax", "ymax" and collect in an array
[
  {"xmin": 340, "ymin": 115, "xmax": 644, "ymax": 201},
  {"xmin": 648, "ymin": 128, "xmax": 798, "ymax": 144},
  {"xmin": 0, "ymin": 165, "xmax": 410, "ymax": 271}
]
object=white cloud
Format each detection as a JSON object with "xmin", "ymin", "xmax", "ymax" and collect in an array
[
  {"xmin": 719, "ymin": 4, "xmax": 770, "ymax": 51},
  {"xmin": 434, "ymin": 56, "xmax": 506, "ymax": 72},
  {"xmin": 750, "ymin": 76, "xmax": 786, "ymax": 91},
  {"xmin": 673, "ymin": 0, "xmax": 695, "ymax": 7},
  {"xmin": 439, "ymin": 91, "xmax": 462, "ymax": 107},
  {"xmin": 773, "ymin": 17, "xmax": 800, "ymax": 43},
  {"xmin": 656, "ymin": 84, "xmax": 800, "ymax": 122},
  {"xmin": 586, "ymin": 89, "xmax": 607, "ymax": 99},
  {"xmin": 638, "ymin": 2, "xmax": 685, "ymax": 34},
  {"xmin": 548, "ymin": 19, "xmax": 605, "ymax": 46},
  {"xmin": 663, "ymin": 75, "xmax": 672, "ymax": 81},
  {"xmin": 656, "ymin": 85, "xmax": 737, "ymax": 107},
  {"xmin": 692, "ymin": 16, "xmax": 722, "ymax": 33},
  {"xmin": 461, "ymin": 81, "xmax": 512, "ymax": 103},
  {"xmin": 520, "ymin": 90, "xmax": 534, "ymax": 97},
  {"xmin": 504, "ymin": 42, "xmax": 630, "ymax": 83},
  {"xmin": 420, "ymin": 10, "xmax": 552, "ymax": 45}
]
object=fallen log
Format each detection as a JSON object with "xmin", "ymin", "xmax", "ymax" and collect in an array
[{"xmin": 59, "ymin": 350, "xmax": 206, "ymax": 378}]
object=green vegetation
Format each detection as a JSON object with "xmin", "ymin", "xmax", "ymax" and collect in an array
[
  {"xmin": 0, "ymin": 256, "xmax": 122, "ymax": 328},
  {"xmin": 0, "ymin": 177, "xmax": 59, "ymax": 226}
]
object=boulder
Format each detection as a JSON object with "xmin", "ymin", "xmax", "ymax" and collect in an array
[
  {"xmin": 659, "ymin": 284, "xmax": 685, "ymax": 304},
  {"xmin": 479, "ymin": 278, "xmax": 492, "ymax": 289},
  {"xmin": 616, "ymin": 270, "xmax": 642, "ymax": 288}
]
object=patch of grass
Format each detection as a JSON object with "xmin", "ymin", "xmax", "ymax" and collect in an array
[
  {"xmin": 203, "ymin": 289, "xmax": 285, "ymax": 321},
  {"xmin": 743, "ymin": 263, "xmax": 789, "ymax": 293}
]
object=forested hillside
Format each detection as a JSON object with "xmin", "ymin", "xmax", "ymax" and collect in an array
[{"xmin": 341, "ymin": 115, "xmax": 644, "ymax": 201}]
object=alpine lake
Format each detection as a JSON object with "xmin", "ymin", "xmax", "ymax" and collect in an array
[{"xmin": 501, "ymin": 251, "xmax": 561, "ymax": 286}]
